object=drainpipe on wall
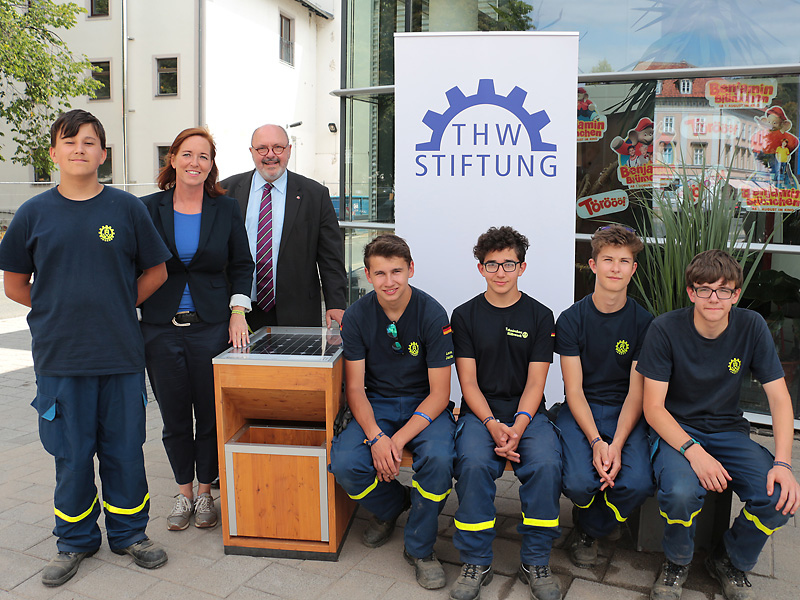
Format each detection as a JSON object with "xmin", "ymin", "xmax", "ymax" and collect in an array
[
  {"xmin": 198, "ymin": 0, "xmax": 204, "ymax": 126},
  {"xmin": 121, "ymin": 0, "xmax": 129, "ymax": 185}
]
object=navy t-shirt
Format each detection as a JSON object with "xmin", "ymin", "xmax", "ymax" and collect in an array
[
  {"xmin": 636, "ymin": 307, "xmax": 784, "ymax": 434},
  {"xmin": 451, "ymin": 292, "xmax": 554, "ymax": 423},
  {"xmin": 555, "ymin": 295, "xmax": 653, "ymax": 406},
  {"xmin": 0, "ymin": 186, "xmax": 171, "ymax": 376},
  {"xmin": 341, "ymin": 285, "xmax": 454, "ymax": 398}
]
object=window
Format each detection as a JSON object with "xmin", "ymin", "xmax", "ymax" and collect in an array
[
  {"xmin": 33, "ymin": 162, "xmax": 51, "ymax": 183},
  {"xmin": 692, "ymin": 144, "xmax": 705, "ymax": 165},
  {"xmin": 661, "ymin": 144, "xmax": 673, "ymax": 165},
  {"xmin": 91, "ymin": 60, "xmax": 110, "ymax": 100},
  {"xmin": 679, "ymin": 79, "xmax": 692, "ymax": 94},
  {"xmin": 663, "ymin": 116, "xmax": 674, "ymax": 134},
  {"xmin": 98, "ymin": 147, "xmax": 112, "ymax": 183},
  {"xmin": 693, "ymin": 117, "xmax": 706, "ymax": 134},
  {"xmin": 90, "ymin": 0, "xmax": 109, "ymax": 17},
  {"xmin": 280, "ymin": 15, "xmax": 294, "ymax": 65},
  {"xmin": 156, "ymin": 58, "xmax": 178, "ymax": 96},
  {"xmin": 157, "ymin": 145, "xmax": 170, "ymax": 175},
  {"xmin": 655, "ymin": 81, "xmax": 662, "ymax": 95}
]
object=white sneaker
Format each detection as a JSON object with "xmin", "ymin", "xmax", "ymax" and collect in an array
[{"xmin": 166, "ymin": 493, "xmax": 193, "ymax": 531}]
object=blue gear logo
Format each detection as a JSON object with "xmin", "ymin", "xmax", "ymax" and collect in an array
[{"xmin": 416, "ymin": 79, "xmax": 556, "ymax": 152}]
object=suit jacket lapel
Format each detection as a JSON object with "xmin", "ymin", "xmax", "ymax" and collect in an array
[
  {"xmin": 192, "ymin": 193, "xmax": 217, "ymax": 264},
  {"xmin": 279, "ymin": 171, "xmax": 301, "ymax": 261},
  {"xmin": 157, "ymin": 189, "xmax": 178, "ymax": 256}
]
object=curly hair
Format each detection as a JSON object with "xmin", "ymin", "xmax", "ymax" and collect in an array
[{"xmin": 473, "ymin": 226, "xmax": 529, "ymax": 263}]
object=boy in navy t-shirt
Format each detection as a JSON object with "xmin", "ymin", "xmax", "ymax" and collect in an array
[
  {"xmin": 637, "ymin": 250, "xmax": 800, "ymax": 600},
  {"xmin": 0, "ymin": 110, "xmax": 171, "ymax": 586},
  {"xmin": 449, "ymin": 226, "xmax": 562, "ymax": 600},
  {"xmin": 329, "ymin": 234, "xmax": 455, "ymax": 590},
  {"xmin": 555, "ymin": 225, "xmax": 654, "ymax": 569}
]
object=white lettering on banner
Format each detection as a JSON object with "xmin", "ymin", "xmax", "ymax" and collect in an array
[{"xmin": 576, "ymin": 190, "xmax": 629, "ymax": 219}]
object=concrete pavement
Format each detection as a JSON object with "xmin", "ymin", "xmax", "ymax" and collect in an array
[{"xmin": 1, "ymin": 315, "xmax": 798, "ymax": 599}]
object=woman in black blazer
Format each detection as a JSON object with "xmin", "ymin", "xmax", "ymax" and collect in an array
[{"xmin": 140, "ymin": 128, "xmax": 253, "ymax": 531}]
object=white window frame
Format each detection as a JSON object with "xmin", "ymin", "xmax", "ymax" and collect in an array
[
  {"xmin": 679, "ymin": 79, "xmax": 692, "ymax": 94},
  {"xmin": 663, "ymin": 116, "xmax": 674, "ymax": 133},
  {"xmin": 280, "ymin": 14, "xmax": 294, "ymax": 66}
]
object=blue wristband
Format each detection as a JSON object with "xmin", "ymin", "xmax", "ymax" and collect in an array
[
  {"xmin": 774, "ymin": 460, "xmax": 793, "ymax": 472},
  {"xmin": 590, "ymin": 436, "xmax": 602, "ymax": 448},
  {"xmin": 413, "ymin": 411, "xmax": 433, "ymax": 424},
  {"xmin": 364, "ymin": 432, "xmax": 386, "ymax": 447},
  {"xmin": 514, "ymin": 411, "xmax": 533, "ymax": 423},
  {"xmin": 482, "ymin": 415, "xmax": 495, "ymax": 426}
]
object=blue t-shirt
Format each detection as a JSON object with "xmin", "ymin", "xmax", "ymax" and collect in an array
[
  {"xmin": 636, "ymin": 307, "xmax": 784, "ymax": 434},
  {"xmin": 451, "ymin": 292, "xmax": 554, "ymax": 423},
  {"xmin": 0, "ymin": 186, "xmax": 171, "ymax": 376},
  {"xmin": 555, "ymin": 295, "xmax": 653, "ymax": 406},
  {"xmin": 341, "ymin": 286, "xmax": 454, "ymax": 399},
  {"xmin": 174, "ymin": 210, "xmax": 201, "ymax": 312}
]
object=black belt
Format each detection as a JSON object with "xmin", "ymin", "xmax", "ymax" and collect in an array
[{"xmin": 172, "ymin": 311, "xmax": 202, "ymax": 326}]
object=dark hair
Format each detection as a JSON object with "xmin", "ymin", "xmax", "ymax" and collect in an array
[
  {"xmin": 473, "ymin": 226, "xmax": 529, "ymax": 263},
  {"xmin": 685, "ymin": 249, "xmax": 743, "ymax": 289},
  {"xmin": 50, "ymin": 109, "xmax": 106, "ymax": 149},
  {"xmin": 157, "ymin": 128, "xmax": 223, "ymax": 197},
  {"xmin": 364, "ymin": 234, "xmax": 412, "ymax": 269},
  {"xmin": 591, "ymin": 224, "xmax": 644, "ymax": 260}
]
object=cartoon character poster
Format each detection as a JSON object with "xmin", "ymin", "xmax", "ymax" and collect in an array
[
  {"xmin": 752, "ymin": 105, "xmax": 799, "ymax": 190},
  {"xmin": 610, "ymin": 117, "xmax": 653, "ymax": 189},
  {"xmin": 577, "ymin": 86, "xmax": 607, "ymax": 143}
]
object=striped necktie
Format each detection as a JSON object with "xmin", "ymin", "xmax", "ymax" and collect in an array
[{"xmin": 255, "ymin": 182, "xmax": 275, "ymax": 312}]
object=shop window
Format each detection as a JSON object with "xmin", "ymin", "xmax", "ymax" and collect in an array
[
  {"xmin": 90, "ymin": 60, "xmax": 110, "ymax": 100},
  {"xmin": 692, "ymin": 144, "xmax": 705, "ymax": 165},
  {"xmin": 90, "ymin": 0, "xmax": 109, "ymax": 17},
  {"xmin": 663, "ymin": 116, "xmax": 674, "ymax": 134},
  {"xmin": 679, "ymin": 79, "xmax": 692, "ymax": 94},
  {"xmin": 693, "ymin": 118, "xmax": 706, "ymax": 134},
  {"xmin": 280, "ymin": 15, "xmax": 294, "ymax": 65},
  {"xmin": 98, "ymin": 147, "xmax": 112, "ymax": 183},
  {"xmin": 156, "ymin": 58, "xmax": 178, "ymax": 96}
]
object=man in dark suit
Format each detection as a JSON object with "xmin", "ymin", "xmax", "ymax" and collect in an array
[{"xmin": 220, "ymin": 124, "xmax": 347, "ymax": 330}]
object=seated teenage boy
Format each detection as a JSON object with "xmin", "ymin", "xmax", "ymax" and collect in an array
[
  {"xmin": 555, "ymin": 225, "xmax": 654, "ymax": 568},
  {"xmin": 449, "ymin": 226, "xmax": 562, "ymax": 600},
  {"xmin": 329, "ymin": 234, "xmax": 455, "ymax": 590},
  {"xmin": 637, "ymin": 249, "xmax": 800, "ymax": 600}
]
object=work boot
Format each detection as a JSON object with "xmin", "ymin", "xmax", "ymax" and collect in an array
[
  {"xmin": 167, "ymin": 493, "xmax": 193, "ymax": 531},
  {"xmin": 41, "ymin": 549, "xmax": 96, "ymax": 587},
  {"xmin": 404, "ymin": 548, "xmax": 447, "ymax": 589},
  {"xmin": 567, "ymin": 525, "xmax": 597, "ymax": 568},
  {"xmin": 194, "ymin": 492, "xmax": 218, "ymax": 528},
  {"xmin": 705, "ymin": 547, "xmax": 754, "ymax": 600},
  {"xmin": 651, "ymin": 560, "xmax": 689, "ymax": 600},
  {"xmin": 518, "ymin": 564, "xmax": 561, "ymax": 600},
  {"xmin": 113, "ymin": 537, "xmax": 168, "ymax": 569},
  {"xmin": 362, "ymin": 485, "xmax": 411, "ymax": 548},
  {"xmin": 449, "ymin": 563, "xmax": 493, "ymax": 600}
]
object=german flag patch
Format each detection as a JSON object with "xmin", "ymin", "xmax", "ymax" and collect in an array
[{"xmin": 442, "ymin": 325, "xmax": 452, "ymax": 335}]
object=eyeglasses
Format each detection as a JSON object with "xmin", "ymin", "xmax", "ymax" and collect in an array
[
  {"xmin": 692, "ymin": 286, "xmax": 735, "ymax": 300},
  {"xmin": 596, "ymin": 225, "xmax": 637, "ymax": 234},
  {"xmin": 386, "ymin": 321, "xmax": 403, "ymax": 354},
  {"xmin": 482, "ymin": 261, "xmax": 521, "ymax": 273},
  {"xmin": 251, "ymin": 145, "xmax": 288, "ymax": 156}
]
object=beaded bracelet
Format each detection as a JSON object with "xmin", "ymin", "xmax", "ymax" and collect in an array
[
  {"xmin": 231, "ymin": 309, "xmax": 246, "ymax": 317},
  {"xmin": 364, "ymin": 432, "xmax": 386, "ymax": 447},
  {"xmin": 589, "ymin": 436, "xmax": 602, "ymax": 448},
  {"xmin": 482, "ymin": 415, "xmax": 495, "ymax": 426},
  {"xmin": 774, "ymin": 460, "xmax": 793, "ymax": 472},
  {"xmin": 413, "ymin": 411, "xmax": 433, "ymax": 424},
  {"xmin": 514, "ymin": 411, "xmax": 533, "ymax": 423}
]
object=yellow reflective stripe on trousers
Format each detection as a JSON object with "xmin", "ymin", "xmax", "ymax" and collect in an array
[
  {"xmin": 348, "ymin": 477, "xmax": 379, "ymax": 500},
  {"xmin": 103, "ymin": 492, "xmax": 150, "ymax": 515},
  {"xmin": 412, "ymin": 479, "xmax": 451, "ymax": 502},
  {"xmin": 574, "ymin": 496, "xmax": 595, "ymax": 510},
  {"xmin": 604, "ymin": 491, "xmax": 628, "ymax": 523},
  {"xmin": 55, "ymin": 495, "xmax": 98, "ymax": 523},
  {"xmin": 521, "ymin": 512, "xmax": 559, "ymax": 527},
  {"xmin": 659, "ymin": 507, "xmax": 702, "ymax": 527},
  {"xmin": 454, "ymin": 518, "xmax": 496, "ymax": 531},
  {"xmin": 743, "ymin": 508, "xmax": 781, "ymax": 536}
]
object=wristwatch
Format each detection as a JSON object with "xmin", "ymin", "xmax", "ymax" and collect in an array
[{"xmin": 679, "ymin": 438, "xmax": 698, "ymax": 456}]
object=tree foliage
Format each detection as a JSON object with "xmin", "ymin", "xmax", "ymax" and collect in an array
[{"xmin": 0, "ymin": 0, "xmax": 100, "ymax": 172}]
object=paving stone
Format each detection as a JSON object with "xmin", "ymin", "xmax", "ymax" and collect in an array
[
  {"xmin": 246, "ymin": 562, "xmax": 336, "ymax": 600},
  {"xmin": 601, "ymin": 548, "xmax": 660, "ymax": 592},
  {"xmin": 68, "ymin": 562, "xmax": 159, "ymax": 600},
  {"xmin": 0, "ymin": 500, "xmax": 52, "ymax": 525},
  {"xmin": 0, "ymin": 521, "xmax": 52, "ymax": 552},
  {"xmin": 563, "ymin": 578, "xmax": 647, "ymax": 600},
  {"xmin": 324, "ymin": 569, "xmax": 395, "ymax": 599},
  {"xmin": 0, "ymin": 547, "xmax": 47, "ymax": 591},
  {"xmin": 550, "ymin": 546, "xmax": 605, "ymax": 582},
  {"xmin": 137, "ymin": 580, "xmax": 221, "ymax": 600},
  {"xmin": 224, "ymin": 587, "xmax": 282, "ymax": 600}
]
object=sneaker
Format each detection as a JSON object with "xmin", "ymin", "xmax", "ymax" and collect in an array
[
  {"xmin": 705, "ymin": 549, "xmax": 754, "ymax": 600},
  {"xmin": 194, "ymin": 492, "xmax": 218, "ymax": 528},
  {"xmin": 651, "ymin": 560, "xmax": 690, "ymax": 600},
  {"xmin": 450, "ymin": 563, "xmax": 493, "ymax": 600},
  {"xmin": 362, "ymin": 485, "xmax": 411, "ymax": 548},
  {"xmin": 518, "ymin": 564, "xmax": 562, "ymax": 600},
  {"xmin": 167, "ymin": 493, "xmax": 193, "ymax": 531},
  {"xmin": 404, "ymin": 548, "xmax": 447, "ymax": 590},
  {"xmin": 567, "ymin": 525, "xmax": 597, "ymax": 568},
  {"xmin": 112, "ymin": 537, "xmax": 168, "ymax": 569},
  {"xmin": 41, "ymin": 549, "xmax": 96, "ymax": 587}
]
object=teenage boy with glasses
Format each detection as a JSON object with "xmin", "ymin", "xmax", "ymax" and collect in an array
[
  {"xmin": 329, "ymin": 234, "xmax": 455, "ymax": 590},
  {"xmin": 449, "ymin": 226, "xmax": 562, "ymax": 600},
  {"xmin": 637, "ymin": 249, "xmax": 800, "ymax": 600},
  {"xmin": 554, "ymin": 225, "xmax": 654, "ymax": 569}
]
